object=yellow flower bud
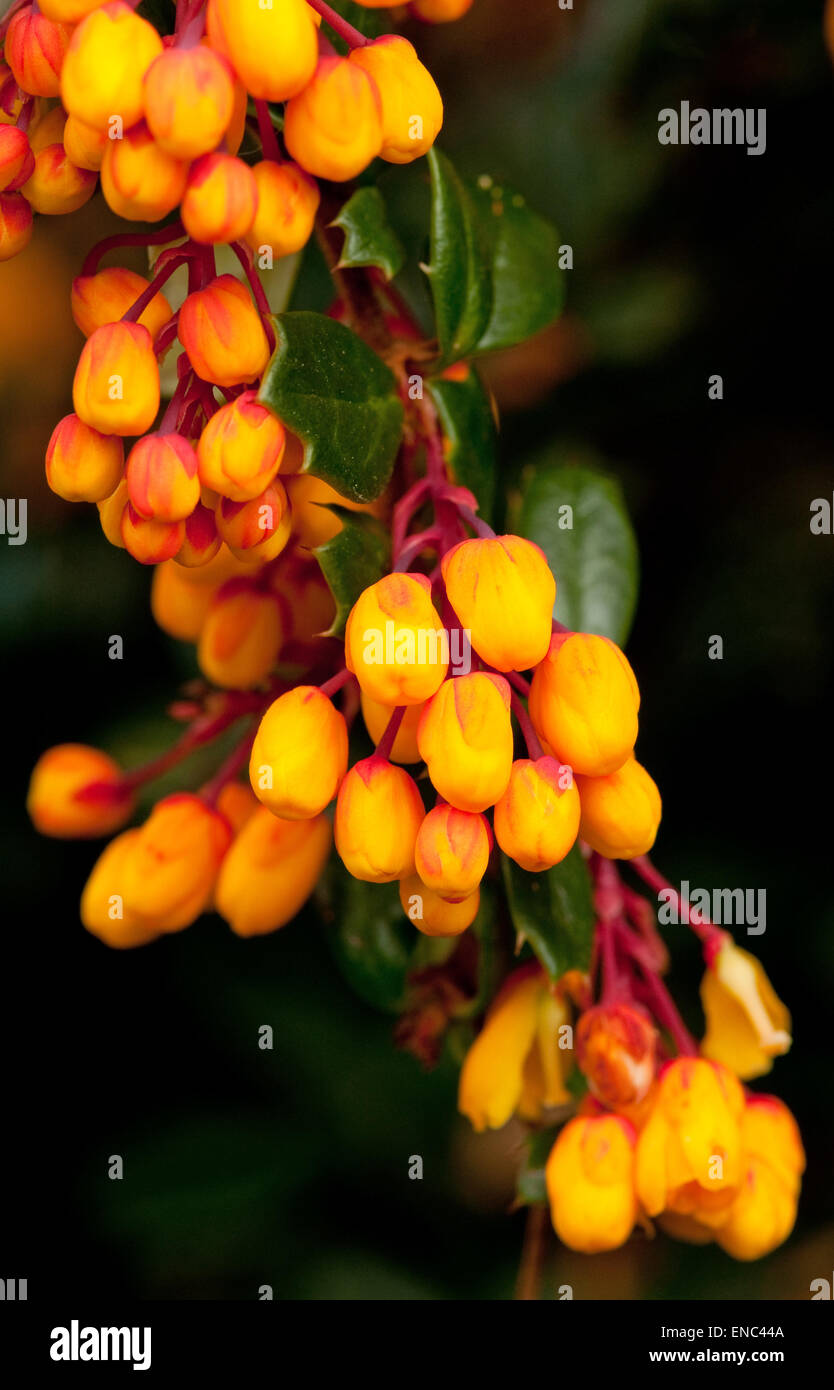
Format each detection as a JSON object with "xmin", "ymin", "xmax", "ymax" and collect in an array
[
  {"xmin": 121, "ymin": 502, "xmax": 184, "ymax": 565},
  {"xmin": 214, "ymin": 780, "xmax": 259, "ymax": 835},
  {"xmin": 178, "ymin": 274, "xmax": 270, "ymax": 388},
  {"xmin": 117, "ymin": 792, "xmax": 231, "ymax": 932},
  {"xmin": 28, "ymin": 743, "xmax": 134, "ymax": 839},
  {"xmin": 181, "ymin": 152, "xmax": 258, "ymax": 246},
  {"xmin": 334, "ymin": 756, "xmax": 424, "ymax": 882},
  {"xmin": 414, "ymin": 803, "xmax": 490, "ymax": 896},
  {"xmin": 71, "ymin": 266, "xmax": 172, "ymax": 343},
  {"xmin": 63, "ymin": 114, "xmax": 108, "ymax": 171},
  {"xmin": 197, "ymin": 578, "xmax": 284, "ymax": 690},
  {"xmin": 0, "ymin": 192, "xmax": 33, "ymax": 261},
  {"xmin": 61, "ymin": 1, "xmax": 164, "ymax": 130},
  {"xmin": 151, "ymin": 559, "xmax": 216, "ymax": 641},
  {"xmin": 206, "ymin": 0, "xmax": 318, "ymax": 102},
  {"xmin": 97, "ymin": 477, "xmax": 128, "ymax": 547},
  {"xmin": 243, "ymin": 159, "xmax": 319, "ymax": 260},
  {"xmin": 700, "ymin": 938, "xmax": 791, "ymax": 1080},
  {"xmin": 529, "ymin": 632, "xmax": 639, "ymax": 777},
  {"xmin": 576, "ymin": 757, "xmax": 661, "ymax": 860},
  {"xmin": 345, "ymin": 572, "xmax": 448, "ymax": 706},
  {"xmin": 545, "ymin": 1114, "xmax": 638, "ymax": 1253},
  {"xmin": 349, "ymin": 35, "xmax": 443, "ymax": 164},
  {"xmin": 250, "ymin": 685, "xmax": 348, "ymax": 819},
  {"xmin": 215, "ymin": 807, "xmax": 331, "ymax": 937},
  {"xmin": 458, "ymin": 964, "xmax": 573, "ymax": 1131},
  {"xmin": 417, "ymin": 672, "xmax": 513, "ymax": 812},
  {"xmin": 284, "ymin": 473, "xmax": 382, "ymax": 550},
  {"xmin": 360, "ymin": 692, "xmax": 424, "ymax": 763},
  {"xmin": 80, "ymin": 830, "xmax": 160, "ymax": 949},
  {"xmin": 197, "ymin": 391, "xmax": 285, "ymax": 502},
  {"xmin": 125, "ymin": 430, "xmax": 200, "ymax": 522},
  {"xmin": 174, "ymin": 501, "xmax": 222, "ymax": 568},
  {"xmin": 715, "ymin": 1095, "xmax": 805, "ymax": 1261},
  {"xmin": 399, "ymin": 873, "xmax": 479, "ymax": 937},
  {"xmin": 38, "ymin": 0, "xmax": 106, "ymax": 22},
  {"xmin": 144, "ymin": 44, "xmax": 235, "ymax": 160},
  {"xmin": 72, "ymin": 320, "xmax": 160, "ymax": 436},
  {"xmin": 493, "ymin": 755, "xmax": 581, "ymax": 871},
  {"xmin": 6, "ymin": 5, "xmax": 72, "ymax": 99},
  {"xmin": 284, "ymin": 56, "xmax": 383, "ymax": 183},
  {"xmin": 441, "ymin": 534, "xmax": 556, "ymax": 673},
  {"xmin": 575, "ymin": 1003, "xmax": 657, "ymax": 1109},
  {"xmin": 46, "ymin": 413, "xmax": 124, "ymax": 503},
  {"xmin": 27, "ymin": 105, "xmax": 67, "ymax": 156},
  {"xmin": 0, "ymin": 126, "xmax": 33, "ymax": 192},
  {"xmin": 215, "ymin": 479, "xmax": 292, "ymax": 563},
  {"xmin": 101, "ymin": 120, "xmax": 189, "ymax": 222},
  {"xmin": 409, "ymin": 0, "xmax": 474, "ymax": 20},
  {"xmin": 21, "ymin": 142, "xmax": 98, "ymax": 215}
]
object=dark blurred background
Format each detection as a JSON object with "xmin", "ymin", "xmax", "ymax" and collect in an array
[{"xmin": 1, "ymin": 0, "xmax": 832, "ymax": 1299}]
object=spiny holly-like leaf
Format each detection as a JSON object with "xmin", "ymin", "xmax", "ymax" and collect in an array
[
  {"xmin": 313, "ymin": 506, "xmax": 391, "ymax": 638},
  {"xmin": 426, "ymin": 367, "xmax": 497, "ymax": 522},
  {"xmin": 331, "ymin": 187, "xmax": 405, "ymax": 282},
  {"xmin": 519, "ymin": 458, "xmax": 639, "ymax": 645},
  {"xmin": 469, "ymin": 176, "xmax": 565, "ymax": 354},
  {"xmin": 258, "ymin": 311, "xmax": 403, "ymax": 503},
  {"xmin": 501, "ymin": 845, "xmax": 594, "ymax": 982},
  {"xmin": 425, "ymin": 148, "xmax": 492, "ymax": 367}
]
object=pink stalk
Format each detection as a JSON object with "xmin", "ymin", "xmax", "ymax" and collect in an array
[
  {"xmin": 374, "ymin": 706, "xmax": 406, "ymax": 762},
  {"xmin": 307, "ymin": 0, "xmax": 370, "ymax": 48}
]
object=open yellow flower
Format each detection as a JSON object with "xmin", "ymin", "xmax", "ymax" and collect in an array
[{"xmin": 700, "ymin": 937, "xmax": 791, "ymax": 1080}]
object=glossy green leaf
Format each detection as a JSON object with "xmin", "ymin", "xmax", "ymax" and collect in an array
[
  {"xmin": 426, "ymin": 148, "xmax": 492, "ymax": 366},
  {"xmin": 321, "ymin": 871, "xmax": 414, "ymax": 1014},
  {"xmin": 501, "ymin": 845, "xmax": 594, "ymax": 982},
  {"xmin": 426, "ymin": 368, "xmax": 497, "ymax": 522},
  {"xmin": 519, "ymin": 459, "xmax": 639, "ymax": 645},
  {"xmin": 470, "ymin": 177, "xmax": 565, "ymax": 354},
  {"xmin": 331, "ymin": 187, "xmax": 405, "ymax": 282},
  {"xmin": 313, "ymin": 506, "xmax": 391, "ymax": 638},
  {"xmin": 258, "ymin": 311, "xmax": 404, "ymax": 503}
]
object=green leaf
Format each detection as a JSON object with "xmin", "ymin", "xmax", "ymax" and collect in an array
[
  {"xmin": 331, "ymin": 187, "xmax": 405, "ymax": 282},
  {"xmin": 426, "ymin": 148, "xmax": 492, "ymax": 366},
  {"xmin": 469, "ymin": 178, "xmax": 565, "ymax": 354},
  {"xmin": 313, "ymin": 507, "xmax": 391, "ymax": 638},
  {"xmin": 519, "ymin": 458, "xmax": 639, "ymax": 645},
  {"xmin": 320, "ymin": 870, "xmax": 414, "ymax": 1014},
  {"xmin": 426, "ymin": 368, "xmax": 497, "ymax": 522},
  {"xmin": 258, "ymin": 311, "xmax": 404, "ymax": 503},
  {"xmin": 516, "ymin": 1124, "xmax": 562, "ymax": 1206},
  {"xmin": 501, "ymin": 845, "xmax": 594, "ymax": 982}
]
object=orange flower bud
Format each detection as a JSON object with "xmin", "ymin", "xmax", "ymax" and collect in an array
[
  {"xmin": 493, "ymin": 755, "xmax": 580, "ymax": 871},
  {"xmin": 700, "ymin": 937, "xmax": 791, "ymax": 1081},
  {"xmin": 348, "ymin": 35, "xmax": 442, "ymax": 164},
  {"xmin": 197, "ymin": 578, "xmax": 283, "ymax": 689},
  {"xmin": 215, "ymin": 807, "xmax": 331, "ymax": 937},
  {"xmin": 63, "ymin": 113, "xmax": 108, "ymax": 171},
  {"xmin": 345, "ymin": 573, "xmax": 448, "ymax": 706},
  {"xmin": 0, "ymin": 127, "xmax": 33, "ymax": 192},
  {"xmin": 399, "ymin": 873, "xmax": 479, "ymax": 937},
  {"xmin": 21, "ymin": 140, "xmax": 98, "ymax": 215},
  {"xmin": 334, "ymin": 756, "xmax": 424, "ymax": 882},
  {"xmin": 284, "ymin": 473, "xmax": 381, "ymax": 550},
  {"xmin": 151, "ymin": 558, "xmax": 216, "ymax": 641},
  {"xmin": 38, "ymin": 0, "xmax": 107, "ymax": 22},
  {"xmin": 715, "ymin": 1095, "xmax": 804, "ymax": 1261},
  {"xmin": 243, "ymin": 159, "xmax": 319, "ymax": 260},
  {"xmin": 361, "ymin": 692, "xmax": 423, "ymax": 763},
  {"xmin": 45, "ymin": 412, "xmax": 124, "ymax": 503},
  {"xmin": 409, "ymin": 0, "xmax": 474, "ymax": 19},
  {"xmin": 121, "ymin": 502, "xmax": 184, "ymax": 564},
  {"xmin": 174, "ymin": 501, "xmax": 222, "ymax": 568},
  {"xmin": 284, "ymin": 56, "xmax": 383, "ymax": 183},
  {"xmin": 441, "ymin": 534, "xmax": 556, "ymax": 673},
  {"xmin": 101, "ymin": 120, "xmax": 189, "ymax": 222},
  {"xmin": 529, "ymin": 632, "xmax": 639, "ymax": 777},
  {"xmin": 27, "ymin": 104, "xmax": 67, "ymax": 155},
  {"xmin": 0, "ymin": 191, "xmax": 33, "ymax": 260},
  {"xmin": 206, "ymin": 0, "xmax": 318, "ymax": 102},
  {"xmin": 72, "ymin": 320, "xmax": 160, "ymax": 435},
  {"xmin": 576, "ymin": 1003, "xmax": 657, "ymax": 1109},
  {"xmin": 181, "ymin": 152, "xmax": 258, "ymax": 246},
  {"xmin": 125, "ymin": 430, "xmax": 200, "ymax": 522},
  {"xmin": 215, "ymin": 479, "xmax": 291, "ymax": 562},
  {"xmin": 266, "ymin": 547, "xmax": 336, "ymax": 644},
  {"xmin": 414, "ymin": 803, "xmax": 490, "ymax": 896},
  {"xmin": 144, "ymin": 44, "xmax": 235, "ymax": 160},
  {"xmin": 115, "ymin": 792, "xmax": 231, "ymax": 933},
  {"xmin": 178, "ymin": 274, "xmax": 270, "ymax": 388},
  {"xmin": 6, "ymin": 5, "xmax": 72, "ymax": 99},
  {"xmin": 71, "ymin": 266, "xmax": 172, "ymax": 342},
  {"xmin": 27, "ymin": 742, "xmax": 134, "ymax": 839},
  {"xmin": 97, "ymin": 476, "xmax": 128, "ymax": 547},
  {"xmin": 80, "ymin": 830, "xmax": 161, "ymax": 949},
  {"xmin": 458, "ymin": 963, "xmax": 573, "ymax": 1130},
  {"xmin": 576, "ymin": 756, "xmax": 661, "ymax": 860},
  {"xmin": 61, "ymin": 1, "xmax": 163, "ymax": 131},
  {"xmin": 545, "ymin": 1114, "xmax": 638, "ymax": 1253},
  {"xmin": 417, "ymin": 672, "xmax": 513, "ymax": 812},
  {"xmin": 214, "ymin": 780, "xmax": 259, "ymax": 835},
  {"xmin": 250, "ymin": 685, "xmax": 348, "ymax": 819},
  {"xmin": 635, "ymin": 1057, "xmax": 746, "ymax": 1227},
  {"xmin": 197, "ymin": 391, "xmax": 285, "ymax": 501}
]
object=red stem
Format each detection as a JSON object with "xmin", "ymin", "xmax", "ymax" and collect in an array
[
  {"xmin": 319, "ymin": 667, "xmax": 355, "ymax": 699},
  {"xmin": 630, "ymin": 855, "xmax": 718, "ymax": 946},
  {"xmin": 373, "ymin": 706, "xmax": 406, "ymax": 762},
  {"xmin": 509, "ymin": 692, "xmax": 544, "ymax": 760},
  {"xmin": 254, "ymin": 99, "xmax": 282, "ymax": 164},
  {"xmin": 229, "ymin": 240, "xmax": 276, "ymax": 351},
  {"xmin": 307, "ymin": 0, "xmax": 370, "ymax": 48},
  {"xmin": 81, "ymin": 222, "xmax": 186, "ymax": 278}
]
